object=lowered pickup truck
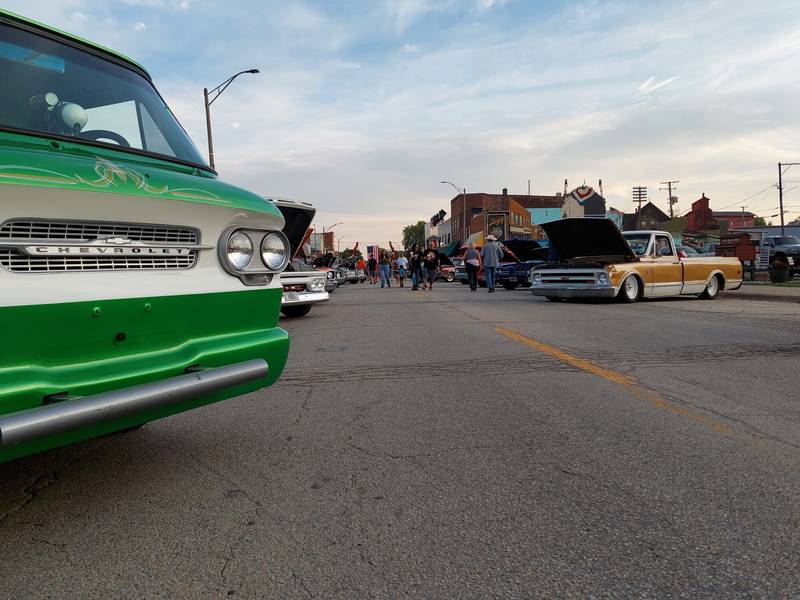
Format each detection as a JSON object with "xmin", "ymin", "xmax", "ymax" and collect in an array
[{"xmin": 531, "ymin": 219, "xmax": 743, "ymax": 302}]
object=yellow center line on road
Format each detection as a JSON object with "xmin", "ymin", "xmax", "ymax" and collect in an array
[{"xmin": 494, "ymin": 326, "xmax": 731, "ymax": 436}]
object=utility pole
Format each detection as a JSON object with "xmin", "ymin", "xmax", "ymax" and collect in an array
[
  {"xmin": 632, "ymin": 186, "xmax": 647, "ymax": 228},
  {"xmin": 777, "ymin": 162, "xmax": 800, "ymax": 235},
  {"xmin": 660, "ymin": 180, "xmax": 679, "ymax": 218}
]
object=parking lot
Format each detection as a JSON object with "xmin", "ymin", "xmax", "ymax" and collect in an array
[{"xmin": 1, "ymin": 284, "xmax": 799, "ymax": 598}]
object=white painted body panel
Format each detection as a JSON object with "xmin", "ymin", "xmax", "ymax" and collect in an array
[{"xmin": 0, "ymin": 185, "xmax": 285, "ymax": 307}]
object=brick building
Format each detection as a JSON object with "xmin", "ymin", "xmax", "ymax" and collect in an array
[{"xmin": 450, "ymin": 188, "xmax": 562, "ymax": 242}]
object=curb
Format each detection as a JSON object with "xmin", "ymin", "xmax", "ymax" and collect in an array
[{"xmin": 723, "ymin": 291, "xmax": 800, "ymax": 304}]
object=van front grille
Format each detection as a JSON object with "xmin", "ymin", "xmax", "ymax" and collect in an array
[{"xmin": 0, "ymin": 219, "xmax": 200, "ymax": 273}]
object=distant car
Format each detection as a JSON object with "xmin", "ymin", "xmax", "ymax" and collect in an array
[
  {"xmin": 676, "ymin": 245, "xmax": 700, "ymax": 258},
  {"xmin": 439, "ymin": 265, "xmax": 456, "ymax": 282},
  {"xmin": 496, "ymin": 240, "xmax": 550, "ymax": 290},
  {"xmin": 762, "ymin": 235, "xmax": 800, "ymax": 277}
]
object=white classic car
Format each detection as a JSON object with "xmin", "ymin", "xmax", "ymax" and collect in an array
[{"xmin": 270, "ymin": 197, "xmax": 330, "ymax": 318}]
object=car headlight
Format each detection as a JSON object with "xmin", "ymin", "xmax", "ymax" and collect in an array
[
  {"xmin": 226, "ymin": 231, "xmax": 253, "ymax": 270},
  {"xmin": 596, "ymin": 272, "xmax": 609, "ymax": 285},
  {"xmin": 326, "ymin": 271, "xmax": 334, "ymax": 280},
  {"xmin": 532, "ymin": 272, "xmax": 542, "ymax": 284},
  {"xmin": 310, "ymin": 277, "xmax": 325, "ymax": 291},
  {"xmin": 261, "ymin": 232, "xmax": 289, "ymax": 271}
]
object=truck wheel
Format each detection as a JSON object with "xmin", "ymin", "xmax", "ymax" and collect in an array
[
  {"xmin": 446, "ymin": 272, "xmax": 455, "ymax": 282},
  {"xmin": 699, "ymin": 274, "xmax": 721, "ymax": 299},
  {"xmin": 502, "ymin": 282, "xmax": 518, "ymax": 290},
  {"xmin": 618, "ymin": 275, "xmax": 640, "ymax": 303},
  {"xmin": 281, "ymin": 305, "xmax": 312, "ymax": 318}
]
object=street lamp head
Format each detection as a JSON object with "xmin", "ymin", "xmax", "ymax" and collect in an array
[{"xmin": 246, "ymin": 69, "xmax": 260, "ymax": 74}]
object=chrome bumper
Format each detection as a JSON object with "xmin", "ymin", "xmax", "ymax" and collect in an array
[
  {"xmin": 531, "ymin": 285, "xmax": 616, "ymax": 298},
  {"xmin": 0, "ymin": 359, "xmax": 268, "ymax": 447},
  {"xmin": 281, "ymin": 290, "xmax": 330, "ymax": 306}
]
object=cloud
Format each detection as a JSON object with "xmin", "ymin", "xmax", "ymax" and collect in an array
[
  {"xmin": 638, "ymin": 75, "xmax": 680, "ymax": 93},
  {"xmin": 133, "ymin": 21, "xmax": 147, "ymax": 31},
  {"xmin": 477, "ymin": 0, "xmax": 510, "ymax": 11}
]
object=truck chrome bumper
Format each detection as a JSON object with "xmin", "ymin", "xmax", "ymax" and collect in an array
[
  {"xmin": 0, "ymin": 359, "xmax": 268, "ymax": 447},
  {"xmin": 531, "ymin": 286, "xmax": 616, "ymax": 298},
  {"xmin": 281, "ymin": 291, "xmax": 330, "ymax": 306}
]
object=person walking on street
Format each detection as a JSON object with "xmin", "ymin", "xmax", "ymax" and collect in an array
[
  {"xmin": 409, "ymin": 243, "xmax": 423, "ymax": 290},
  {"xmin": 423, "ymin": 243, "xmax": 440, "ymax": 291},
  {"xmin": 395, "ymin": 252, "xmax": 409, "ymax": 288},
  {"xmin": 379, "ymin": 251, "xmax": 392, "ymax": 288},
  {"xmin": 464, "ymin": 242, "xmax": 481, "ymax": 291},
  {"xmin": 356, "ymin": 256, "xmax": 366, "ymax": 283},
  {"xmin": 367, "ymin": 254, "xmax": 378, "ymax": 284},
  {"xmin": 481, "ymin": 235, "xmax": 503, "ymax": 293}
]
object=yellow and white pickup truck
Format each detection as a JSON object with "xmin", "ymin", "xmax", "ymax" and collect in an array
[{"xmin": 531, "ymin": 218, "xmax": 743, "ymax": 302}]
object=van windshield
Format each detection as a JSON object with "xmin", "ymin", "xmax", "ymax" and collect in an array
[{"xmin": 0, "ymin": 21, "xmax": 207, "ymax": 167}]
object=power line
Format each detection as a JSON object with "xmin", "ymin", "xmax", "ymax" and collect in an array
[{"xmin": 716, "ymin": 183, "xmax": 776, "ymax": 210}]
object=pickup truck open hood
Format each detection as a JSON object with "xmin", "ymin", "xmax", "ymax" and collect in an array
[
  {"xmin": 541, "ymin": 218, "xmax": 637, "ymax": 263},
  {"xmin": 269, "ymin": 197, "xmax": 316, "ymax": 259}
]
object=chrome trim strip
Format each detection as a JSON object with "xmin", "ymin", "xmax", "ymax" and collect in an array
[{"xmin": 0, "ymin": 359, "xmax": 268, "ymax": 447}]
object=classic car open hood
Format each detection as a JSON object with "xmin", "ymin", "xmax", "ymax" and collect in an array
[
  {"xmin": 541, "ymin": 218, "xmax": 637, "ymax": 263},
  {"xmin": 269, "ymin": 197, "xmax": 316, "ymax": 259},
  {"xmin": 501, "ymin": 240, "xmax": 549, "ymax": 263}
]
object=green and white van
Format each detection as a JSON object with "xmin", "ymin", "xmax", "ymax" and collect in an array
[{"xmin": 0, "ymin": 11, "xmax": 291, "ymax": 461}]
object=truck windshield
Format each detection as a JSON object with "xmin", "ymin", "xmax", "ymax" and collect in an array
[
  {"xmin": 0, "ymin": 21, "xmax": 206, "ymax": 167},
  {"xmin": 773, "ymin": 236, "xmax": 800, "ymax": 245},
  {"xmin": 622, "ymin": 233, "xmax": 651, "ymax": 256}
]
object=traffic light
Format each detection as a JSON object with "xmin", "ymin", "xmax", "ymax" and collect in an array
[{"xmin": 430, "ymin": 209, "xmax": 447, "ymax": 226}]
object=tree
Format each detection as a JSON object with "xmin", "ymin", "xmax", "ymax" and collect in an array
[
  {"xmin": 753, "ymin": 216, "xmax": 767, "ymax": 226},
  {"xmin": 339, "ymin": 248, "xmax": 363, "ymax": 260},
  {"xmin": 402, "ymin": 221, "xmax": 426, "ymax": 251}
]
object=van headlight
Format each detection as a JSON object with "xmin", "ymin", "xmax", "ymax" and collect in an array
[
  {"xmin": 596, "ymin": 272, "xmax": 609, "ymax": 285},
  {"xmin": 261, "ymin": 233, "xmax": 289, "ymax": 271},
  {"xmin": 226, "ymin": 231, "xmax": 253, "ymax": 270},
  {"xmin": 219, "ymin": 228, "xmax": 290, "ymax": 285}
]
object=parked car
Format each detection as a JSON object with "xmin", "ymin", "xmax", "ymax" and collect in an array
[
  {"xmin": 270, "ymin": 198, "xmax": 330, "ymax": 318},
  {"xmin": 0, "ymin": 10, "xmax": 291, "ymax": 461},
  {"xmin": 762, "ymin": 235, "xmax": 800, "ymax": 278},
  {"xmin": 496, "ymin": 240, "xmax": 550, "ymax": 289},
  {"xmin": 531, "ymin": 219, "xmax": 743, "ymax": 302},
  {"xmin": 455, "ymin": 242, "xmax": 544, "ymax": 288}
]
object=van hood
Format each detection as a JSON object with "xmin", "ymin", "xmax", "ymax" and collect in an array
[
  {"xmin": 541, "ymin": 218, "xmax": 637, "ymax": 262},
  {"xmin": 269, "ymin": 197, "xmax": 316, "ymax": 258}
]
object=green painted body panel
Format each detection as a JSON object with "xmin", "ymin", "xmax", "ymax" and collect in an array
[
  {"xmin": 0, "ymin": 9, "xmax": 150, "ymax": 77},
  {"xmin": 0, "ymin": 131, "xmax": 280, "ymax": 216},
  {"xmin": 0, "ymin": 289, "xmax": 289, "ymax": 462}
]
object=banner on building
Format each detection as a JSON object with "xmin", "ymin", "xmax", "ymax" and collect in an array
[{"xmin": 486, "ymin": 213, "xmax": 507, "ymax": 240}]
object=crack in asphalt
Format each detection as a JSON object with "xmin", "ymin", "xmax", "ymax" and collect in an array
[{"xmin": 0, "ymin": 438, "xmax": 114, "ymax": 525}]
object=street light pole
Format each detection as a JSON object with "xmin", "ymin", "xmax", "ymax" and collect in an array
[
  {"xmin": 203, "ymin": 69, "xmax": 259, "ymax": 170},
  {"xmin": 778, "ymin": 162, "xmax": 800, "ymax": 236},
  {"xmin": 441, "ymin": 180, "xmax": 466, "ymax": 241}
]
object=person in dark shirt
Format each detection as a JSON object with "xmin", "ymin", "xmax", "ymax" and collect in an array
[
  {"xmin": 409, "ymin": 244, "xmax": 423, "ymax": 290},
  {"xmin": 367, "ymin": 254, "xmax": 378, "ymax": 284},
  {"xmin": 422, "ymin": 243, "xmax": 440, "ymax": 290}
]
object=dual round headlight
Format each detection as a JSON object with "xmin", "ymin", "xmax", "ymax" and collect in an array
[
  {"xmin": 221, "ymin": 228, "xmax": 290, "ymax": 281},
  {"xmin": 310, "ymin": 277, "xmax": 325, "ymax": 291}
]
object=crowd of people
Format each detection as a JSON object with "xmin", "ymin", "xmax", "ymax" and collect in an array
[{"xmin": 357, "ymin": 235, "xmax": 506, "ymax": 293}]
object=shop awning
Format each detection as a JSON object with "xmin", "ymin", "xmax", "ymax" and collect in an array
[{"xmin": 439, "ymin": 239, "xmax": 462, "ymax": 256}]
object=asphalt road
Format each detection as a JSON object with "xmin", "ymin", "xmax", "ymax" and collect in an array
[{"xmin": 1, "ymin": 283, "xmax": 799, "ymax": 598}]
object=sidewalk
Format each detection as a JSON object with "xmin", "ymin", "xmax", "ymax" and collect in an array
[{"xmin": 724, "ymin": 282, "xmax": 800, "ymax": 303}]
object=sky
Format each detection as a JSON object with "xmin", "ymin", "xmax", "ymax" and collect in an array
[{"xmin": 5, "ymin": 0, "xmax": 800, "ymax": 246}]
